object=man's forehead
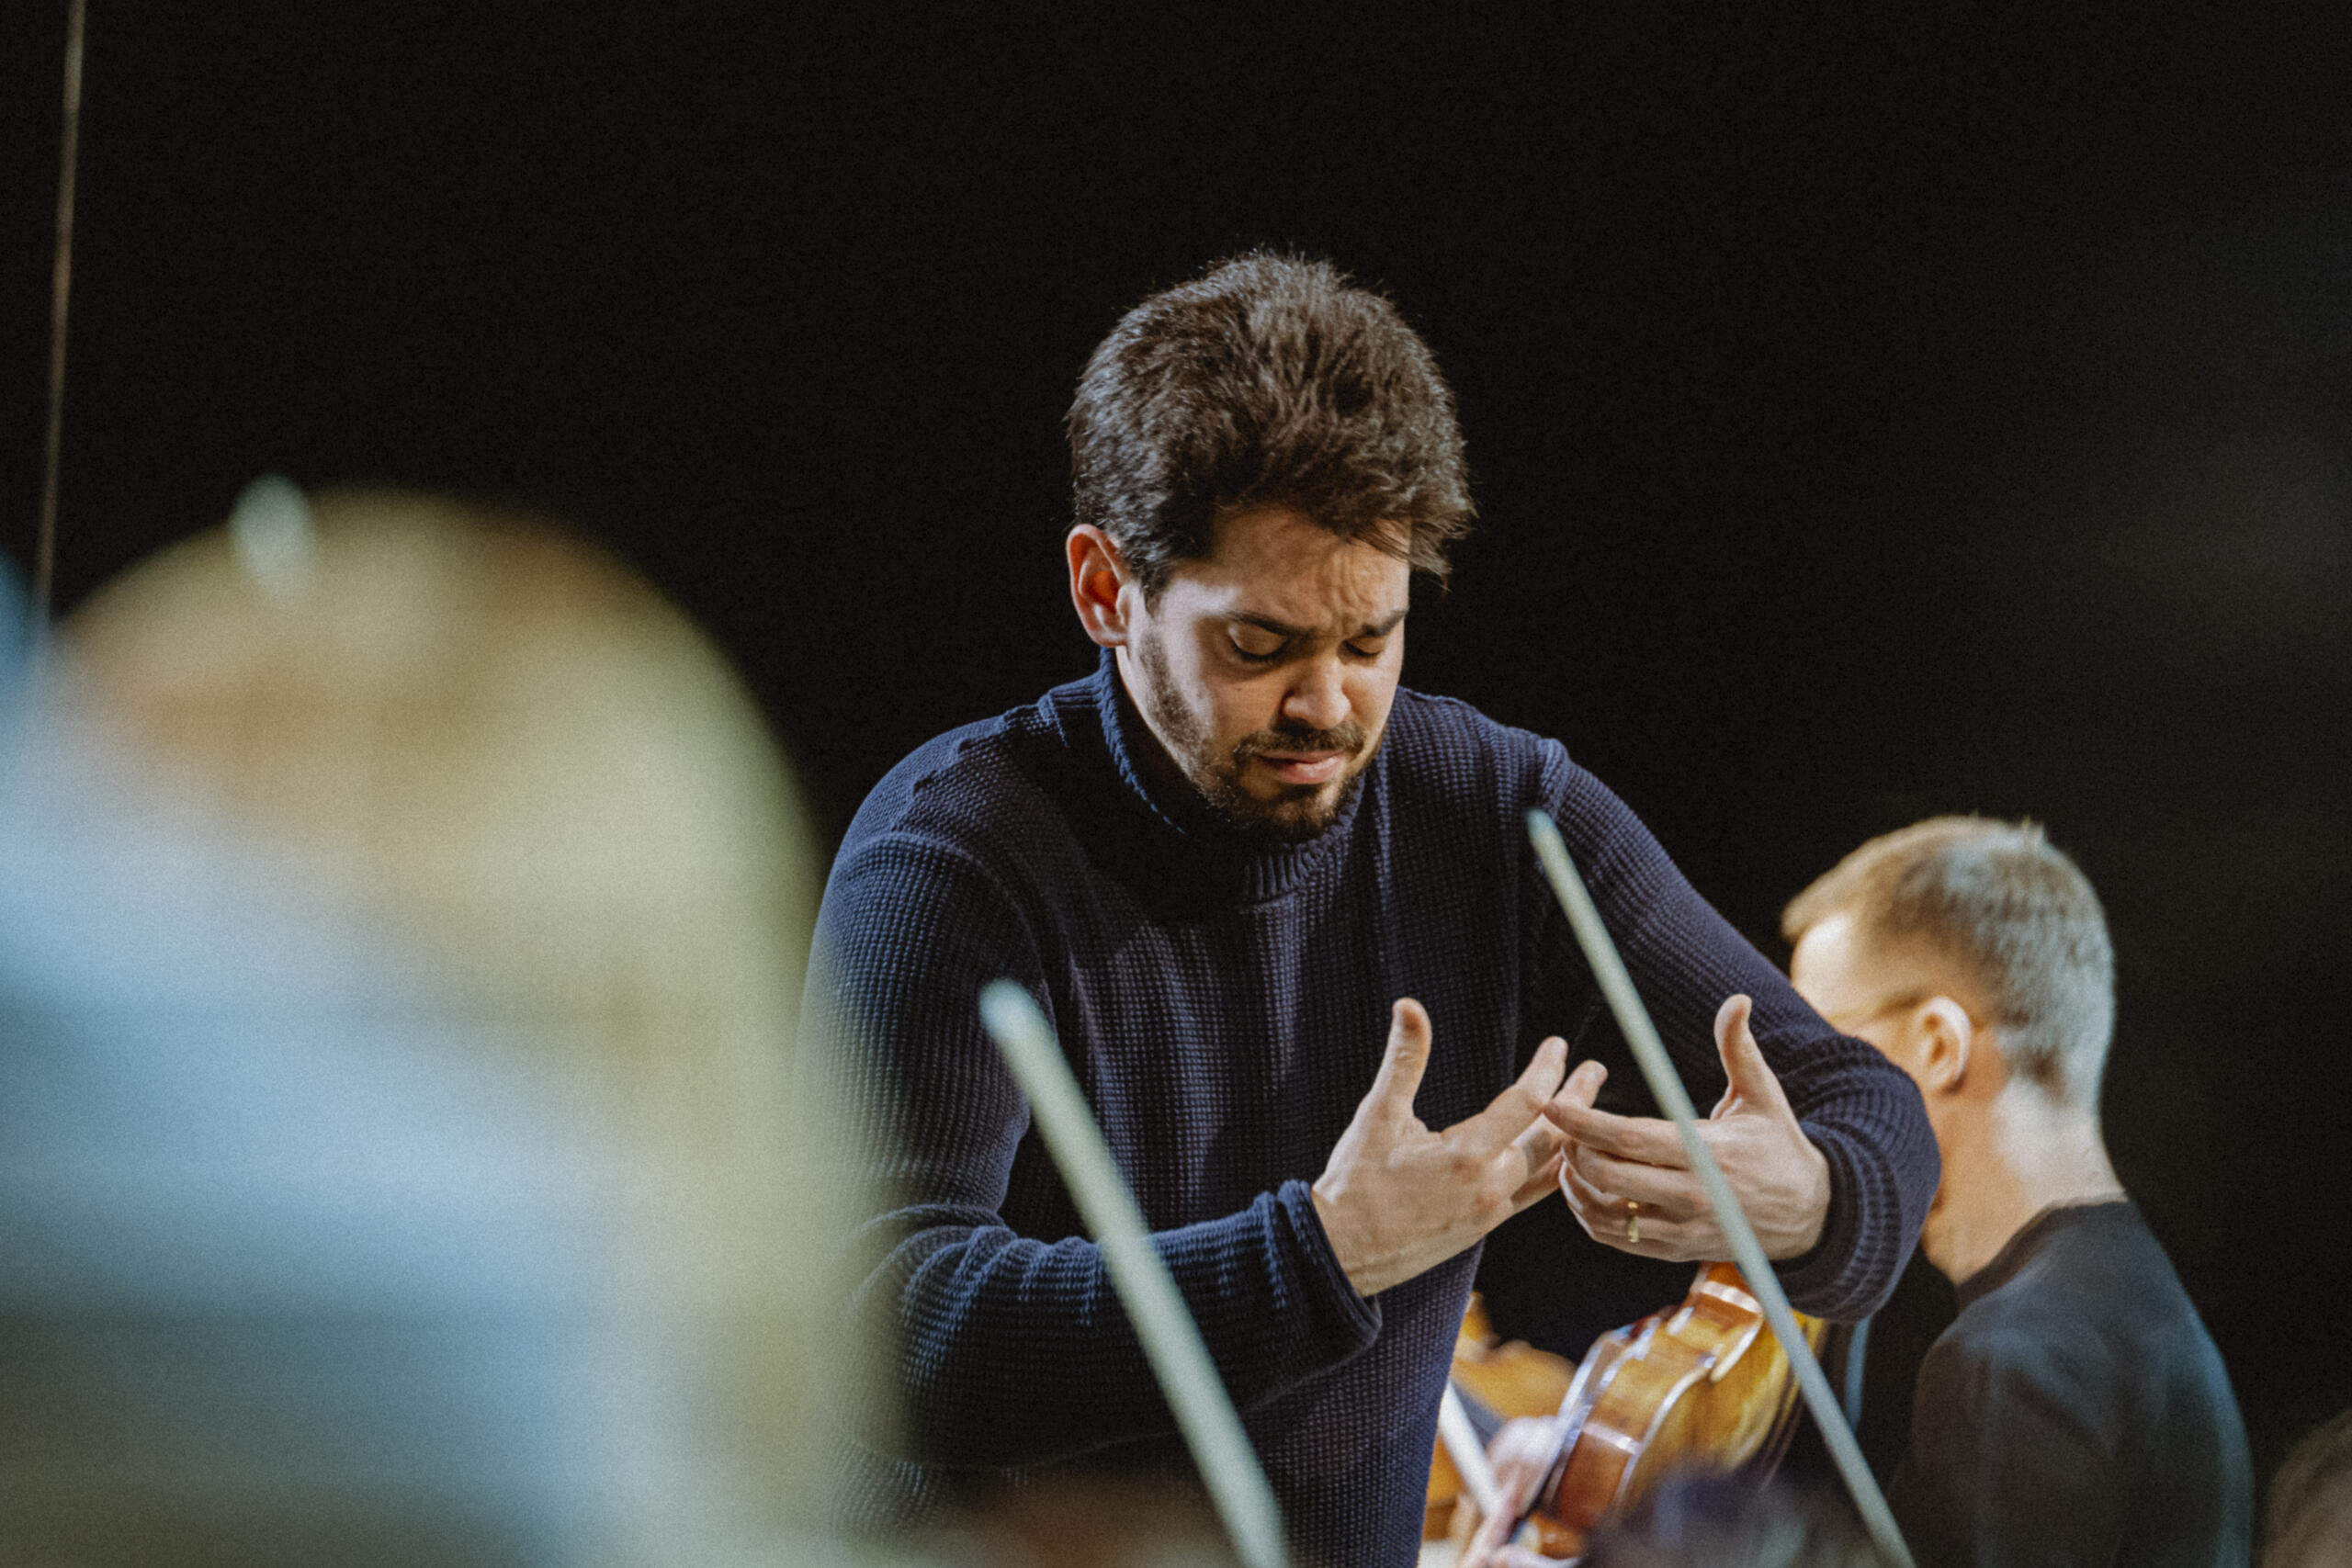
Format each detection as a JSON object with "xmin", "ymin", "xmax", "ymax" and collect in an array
[
  {"xmin": 1221, "ymin": 601, "xmax": 1410, "ymax": 639},
  {"xmin": 1791, "ymin": 916, "xmax": 1873, "ymax": 997},
  {"xmin": 1179, "ymin": 580, "xmax": 1409, "ymax": 637},
  {"xmin": 1793, "ymin": 913, "xmax": 1967, "ymax": 1010},
  {"xmin": 1173, "ymin": 506, "xmax": 1411, "ymax": 629}
]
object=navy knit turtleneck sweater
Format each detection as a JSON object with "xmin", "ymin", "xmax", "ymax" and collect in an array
[{"xmin": 808, "ymin": 654, "xmax": 1938, "ymax": 1567}]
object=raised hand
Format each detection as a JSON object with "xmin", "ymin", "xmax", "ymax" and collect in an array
[
  {"xmin": 1546, "ymin": 995, "xmax": 1830, "ymax": 1262},
  {"xmin": 1309, "ymin": 999, "xmax": 1588, "ymax": 1297}
]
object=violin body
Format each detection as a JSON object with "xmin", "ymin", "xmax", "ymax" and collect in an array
[{"xmin": 1521, "ymin": 1262, "xmax": 1824, "ymax": 1557}]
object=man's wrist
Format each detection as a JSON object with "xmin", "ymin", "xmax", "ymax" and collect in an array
[
  {"xmin": 1306, "ymin": 1179, "xmax": 1373, "ymax": 1298},
  {"xmin": 1796, "ymin": 1139, "xmax": 1832, "ymax": 1254},
  {"xmin": 1766, "ymin": 1139, "xmax": 1834, "ymax": 1259}
]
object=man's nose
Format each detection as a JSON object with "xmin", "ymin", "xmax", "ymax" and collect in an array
[{"xmin": 1281, "ymin": 659, "xmax": 1351, "ymax": 734}]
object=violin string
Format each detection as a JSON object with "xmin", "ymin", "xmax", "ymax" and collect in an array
[
  {"xmin": 34, "ymin": 0, "xmax": 88, "ymax": 637},
  {"xmin": 1527, "ymin": 808, "xmax": 1917, "ymax": 1568}
]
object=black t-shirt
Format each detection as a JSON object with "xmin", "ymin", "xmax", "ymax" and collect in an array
[{"xmin": 1893, "ymin": 1200, "xmax": 2252, "ymax": 1568}]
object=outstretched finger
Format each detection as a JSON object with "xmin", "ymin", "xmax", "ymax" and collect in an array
[
  {"xmin": 1363, "ymin": 998, "xmax": 1436, "ymax": 1118},
  {"xmin": 1544, "ymin": 1100, "xmax": 1690, "ymax": 1167},
  {"xmin": 1714, "ymin": 994, "xmax": 1796, "ymax": 1121},
  {"xmin": 1550, "ymin": 1057, "xmax": 1606, "ymax": 1121},
  {"xmin": 1563, "ymin": 1141, "xmax": 1705, "ymax": 1217},
  {"xmin": 1454, "ymin": 1035, "xmax": 1569, "ymax": 1154}
]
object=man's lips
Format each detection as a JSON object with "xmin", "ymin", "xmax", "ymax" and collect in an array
[{"xmin": 1254, "ymin": 750, "xmax": 1347, "ymax": 785}]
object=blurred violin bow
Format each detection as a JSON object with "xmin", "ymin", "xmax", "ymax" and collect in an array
[
  {"xmin": 978, "ymin": 980, "xmax": 1291, "ymax": 1568},
  {"xmin": 34, "ymin": 0, "xmax": 88, "ymax": 639},
  {"xmin": 1525, "ymin": 808, "xmax": 1916, "ymax": 1568},
  {"xmin": 1440, "ymin": 1382, "xmax": 1505, "ymax": 1522}
]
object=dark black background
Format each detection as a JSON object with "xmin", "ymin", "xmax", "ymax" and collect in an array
[{"xmin": 6, "ymin": 1, "xmax": 2346, "ymax": 1500}]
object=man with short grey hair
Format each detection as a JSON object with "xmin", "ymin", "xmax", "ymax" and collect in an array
[{"xmin": 1786, "ymin": 817, "xmax": 2251, "ymax": 1568}]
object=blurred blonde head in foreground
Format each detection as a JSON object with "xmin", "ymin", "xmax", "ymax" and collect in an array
[{"xmin": 17, "ymin": 481, "xmax": 864, "ymax": 1564}]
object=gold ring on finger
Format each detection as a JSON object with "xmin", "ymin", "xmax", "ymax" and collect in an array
[{"xmin": 1625, "ymin": 1201, "xmax": 1641, "ymax": 1247}]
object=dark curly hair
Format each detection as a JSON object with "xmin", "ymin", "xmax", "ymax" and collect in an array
[{"xmin": 1068, "ymin": 253, "xmax": 1475, "ymax": 600}]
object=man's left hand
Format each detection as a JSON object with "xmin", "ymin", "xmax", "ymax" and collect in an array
[{"xmin": 1544, "ymin": 994, "xmax": 1830, "ymax": 1261}]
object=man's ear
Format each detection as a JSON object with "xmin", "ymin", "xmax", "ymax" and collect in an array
[
  {"xmin": 1912, "ymin": 997, "xmax": 1975, "ymax": 1096},
  {"xmin": 1067, "ymin": 525, "xmax": 1136, "ymax": 649}
]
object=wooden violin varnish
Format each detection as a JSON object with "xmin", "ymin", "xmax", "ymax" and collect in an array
[{"xmin": 1439, "ymin": 1265, "xmax": 1824, "ymax": 1562}]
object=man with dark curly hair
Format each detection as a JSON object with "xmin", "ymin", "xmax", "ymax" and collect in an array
[{"xmin": 808, "ymin": 254, "xmax": 1939, "ymax": 1567}]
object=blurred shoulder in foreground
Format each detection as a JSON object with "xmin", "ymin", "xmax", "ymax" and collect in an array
[{"xmin": 0, "ymin": 485, "xmax": 870, "ymax": 1565}]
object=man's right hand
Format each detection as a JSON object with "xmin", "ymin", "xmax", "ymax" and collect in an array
[{"xmin": 1309, "ymin": 998, "xmax": 1598, "ymax": 1297}]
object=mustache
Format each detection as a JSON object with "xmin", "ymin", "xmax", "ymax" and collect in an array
[{"xmin": 1233, "ymin": 722, "xmax": 1368, "ymax": 761}]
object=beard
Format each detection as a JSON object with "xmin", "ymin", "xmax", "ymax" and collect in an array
[{"xmin": 1132, "ymin": 632, "xmax": 1374, "ymax": 845}]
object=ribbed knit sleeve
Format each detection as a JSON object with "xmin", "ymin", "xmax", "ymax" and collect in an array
[
  {"xmin": 1532, "ymin": 742, "xmax": 1940, "ymax": 1321},
  {"xmin": 810, "ymin": 826, "xmax": 1381, "ymax": 1469}
]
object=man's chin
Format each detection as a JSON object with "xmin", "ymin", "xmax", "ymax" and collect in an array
[{"xmin": 1202, "ymin": 773, "xmax": 1359, "ymax": 845}]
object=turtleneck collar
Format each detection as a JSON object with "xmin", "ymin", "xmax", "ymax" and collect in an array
[{"xmin": 1087, "ymin": 649, "xmax": 1366, "ymax": 907}]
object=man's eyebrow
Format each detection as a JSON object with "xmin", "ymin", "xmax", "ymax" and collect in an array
[{"xmin": 1227, "ymin": 609, "xmax": 1408, "ymax": 639}]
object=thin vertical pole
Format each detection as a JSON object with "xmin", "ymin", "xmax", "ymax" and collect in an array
[
  {"xmin": 35, "ymin": 0, "xmax": 88, "ymax": 634},
  {"xmin": 978, "ymin": 981, "xmax": 1290, "ymax": 1568}
]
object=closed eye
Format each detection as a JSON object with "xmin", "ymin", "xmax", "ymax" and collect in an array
[{"xmin": 1228, "ymin": 625, "xmax": 1292, "ymax": 662}]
